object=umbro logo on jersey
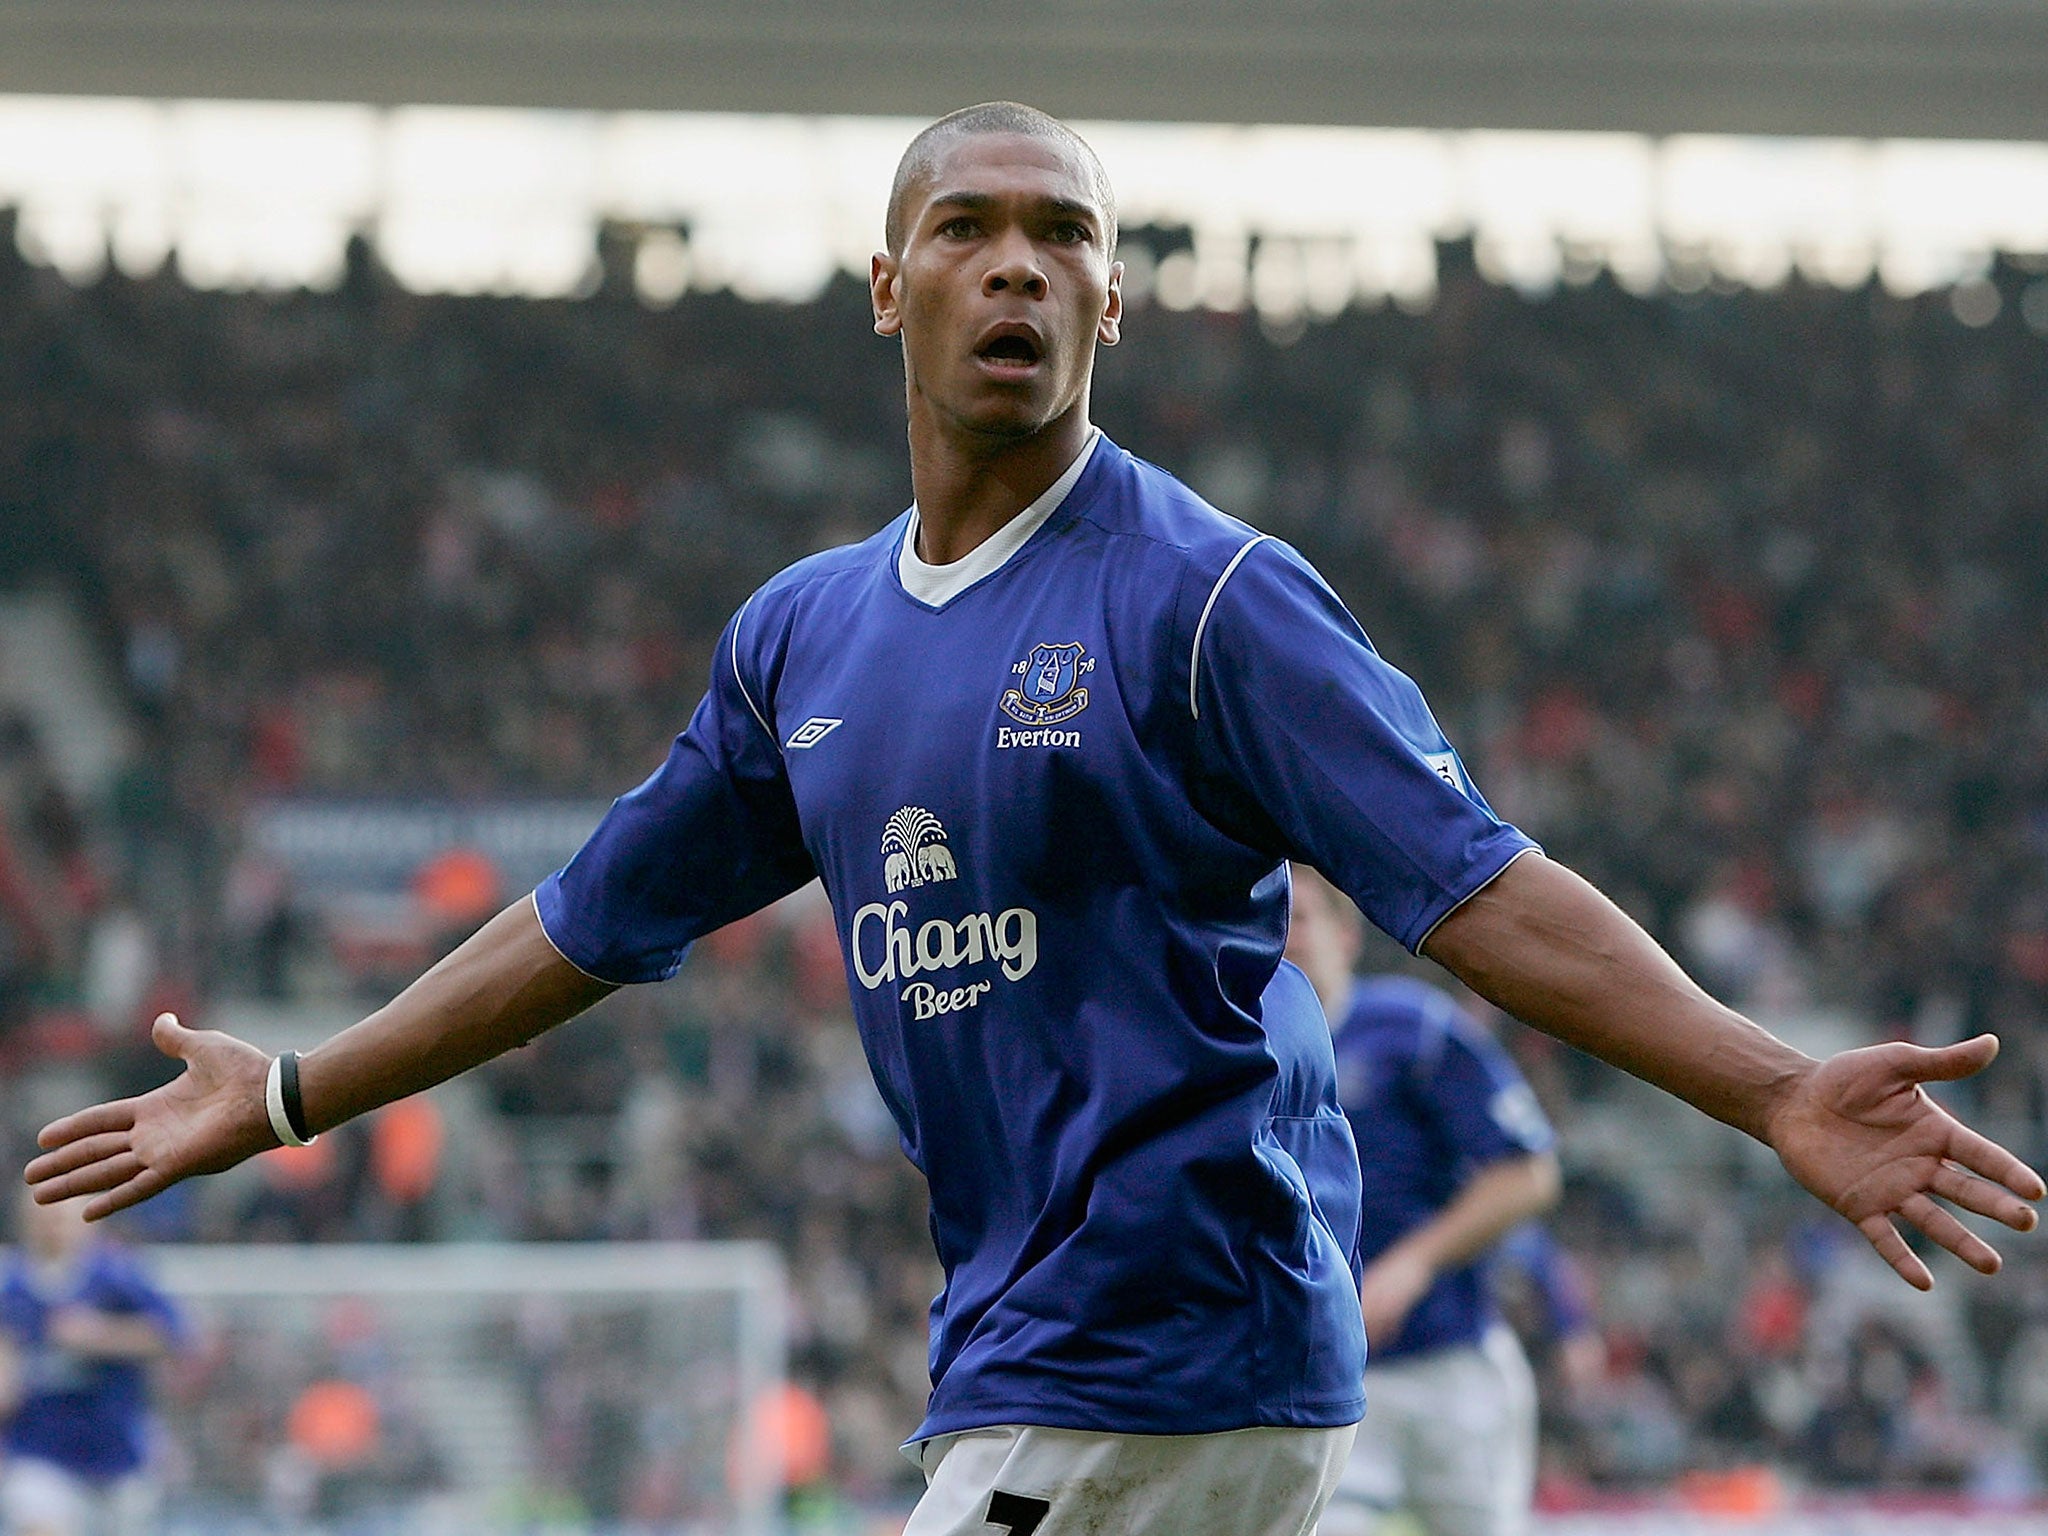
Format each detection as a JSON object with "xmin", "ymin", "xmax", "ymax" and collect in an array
[
  {"xmin": 882, "ymin": 806, "xmax": 958, "ymax": 892},
  {"xmin": 1000, "ymin": 641, "xmax": 1094, "ymax": 728},
  {"xmin": 785, "ymin": 717, "xmax": 843, "ymax": 749}
]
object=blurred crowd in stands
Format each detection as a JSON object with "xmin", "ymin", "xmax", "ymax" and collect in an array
[{"xmin": 3, "ymin": 215, "xmax": 2048, "ymax": 1512}]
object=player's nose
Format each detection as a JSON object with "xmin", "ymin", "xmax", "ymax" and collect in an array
[{"xmin": 982, "ymin": 229, "xmax": 1048, "ymax": 299}]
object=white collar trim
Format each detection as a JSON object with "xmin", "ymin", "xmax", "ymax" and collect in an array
[{"xmin": 898, "ymin": 430, "xmax": 1100, "ymax": 606}]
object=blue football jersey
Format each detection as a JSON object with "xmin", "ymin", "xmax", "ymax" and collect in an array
[
  {"xmin": 0, "ymin": 1244, "xmax": 184, "ymax": 1480},
  {"xmin": 1334, "ymin": 976, "xmax": 1555, "ymax": 1362},
  {"xmin": 538, "ymin": 436, "xmax": 1536, "ymax": 1440}
]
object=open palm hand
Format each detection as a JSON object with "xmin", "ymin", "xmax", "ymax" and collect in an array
[
  {"xmin": 1768, "ymin": 1035, "xmax": 2043, "ymax": 1289},
  {"xmin": 24, "ymin": 1013, "xmax": 277, "ymax": 1221}
]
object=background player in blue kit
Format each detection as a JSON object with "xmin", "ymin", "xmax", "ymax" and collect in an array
[
  {"xmin": 22, "ymin": 103, "xmax": 2047, "ymax": 1536},
  {"xmin": 1289, "ymin": 865, "xmax": 1558, "ymax": 1536},
  {"xmin": 0, "ymin": 1190, "xmax": 182, "ymax": 1536}
]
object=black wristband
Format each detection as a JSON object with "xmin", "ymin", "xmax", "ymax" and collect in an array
[{"xmin": 278, "ymin": 1049, "xmax": 316, "ymax": 1144}]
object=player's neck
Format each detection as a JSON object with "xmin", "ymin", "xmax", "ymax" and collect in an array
[{"xmin": 907, "ymin": 405, "xmax": 1094, "ymax": 566}]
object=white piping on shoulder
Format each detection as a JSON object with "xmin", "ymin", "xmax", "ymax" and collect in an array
[
  {"xmin": 1188, "ymin": 534, "xmax": 1272, "ymax": 721},
  {"xmin": 730, "ymin": 592, "xmax": 775, "ymax": 742}
]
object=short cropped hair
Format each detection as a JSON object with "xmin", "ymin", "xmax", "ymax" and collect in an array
[{"xmin": 885, "ymin": 102, "xmax": 1118, "ymax": 256}]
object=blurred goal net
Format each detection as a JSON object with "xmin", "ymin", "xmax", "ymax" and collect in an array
[{"xmin": 149, "ymin": 1242, "xmax": 786, "ymax": 1536}]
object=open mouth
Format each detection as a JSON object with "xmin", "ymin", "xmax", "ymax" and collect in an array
[{"xmin": 974, "ymin": 329, "xmax": 1044, "ymax": 372}]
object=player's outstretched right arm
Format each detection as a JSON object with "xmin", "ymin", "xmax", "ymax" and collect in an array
[
  {"xmin": 1422, "ymin": 853, "xmax": 2044, "ymax": 1289},
  {"xmin": 24, "ymin": 895, "xmax": 615, "ymax": 1221}
]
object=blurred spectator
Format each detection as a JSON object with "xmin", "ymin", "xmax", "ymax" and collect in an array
[{"xmin": 0, "ymin": 1191, "xmax": 184, "ymax": 1536}]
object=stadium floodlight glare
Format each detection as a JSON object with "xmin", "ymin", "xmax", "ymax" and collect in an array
[
  {"xmin": 381, "ymin": 107, "xmax": 605, "ymax": 297},
  {"xmin": 1875, "ymin": 141, "xmax": 2048, "ymax": 297},
  {"xmin": 2, "ymin": 96, "xmax": 2046, "ymax": 307},
  {"xmin": 0, "ymin": 95, "xmax": 160, "ymax": 283},
  {"xmin": 1661, "ymin": 137, "xmax": 1877, "ymax": 291},
  {"xmin": 169, "ymin": 102, "xmax": 379, "ymax": 290},
  {"xmin": 1457, "ymin": 133, "xmax": 1656, "ymax": 295}
]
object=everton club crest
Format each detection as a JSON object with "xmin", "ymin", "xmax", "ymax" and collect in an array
[{"xmin": 1000, "ymin": 641, "xmax": 1095, "ymax": 726}]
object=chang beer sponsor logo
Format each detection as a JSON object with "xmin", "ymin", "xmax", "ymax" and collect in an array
[
  {"xmin": 852, "ymin": 805, "xmax": 1038, "ymax": 1015},
  {"xmin": 902, "ymin": 978, "xmax": 994, "ymax": 1020},
  {"xmin": 849, "ymin": 901, "xmax": 1039, "ymax": 990},
  {"xmin": 881, "ymin": 806, "xmax": 957, "ymax": 892}
]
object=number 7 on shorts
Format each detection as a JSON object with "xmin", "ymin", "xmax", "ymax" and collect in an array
[{"xmin": 985, "ymin": 1489, "xmax": 1052, "ymax": 1534}]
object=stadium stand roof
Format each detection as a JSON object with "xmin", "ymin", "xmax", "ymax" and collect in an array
[{"xmin": 0, "ymin": 0, "xmax": 2045, "ymax": 142}]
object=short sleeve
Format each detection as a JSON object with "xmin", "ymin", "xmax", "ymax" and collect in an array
[
  {"xmin": 1414, "ymin": 999, "xmax": 1556, "ymax": 1167},
  {"xmin": 535, "ymin": 600, "xmax": 815, "ymax": 984},
  {"xmin": 1189, "ymin": 538, "xmax": 1537, "ymax": 950}
]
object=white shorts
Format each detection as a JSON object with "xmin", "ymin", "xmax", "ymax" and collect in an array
[
  {"xmin": 905, "ymin": 1422, "xmax": 1359, "ymax": 1536},
  {"xmin": 1321, "ymin": 1324, "xmax": 1537, "ymax": 1536},
  {"xmin": 0, "ymin": 1457, "xmax": 158, "ymax": 1536}
]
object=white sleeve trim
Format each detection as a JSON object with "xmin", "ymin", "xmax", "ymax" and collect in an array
[
  {"xmin": 1412, "ymin": 845, "xmax": 1543, "ymax": 955},
  {"xmin": 1188, "ymin": 534, "xmax": 1272, "ymax": 721},
  {"xmin": 529, "ymin": 890, "xmax": 614, "ymax": 986},
  {"xmin": 729, "ymin": 592, "xmax": 776, "ymax": 743}
]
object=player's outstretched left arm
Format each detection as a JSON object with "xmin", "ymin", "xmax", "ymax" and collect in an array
[
  {"xmin": 1421, "ymin": 854, "xmax": 2044, "ymax": 1289},
  {"xmin": 26, "ymin": 896, "xmax": 615, "ymax": 1220}
]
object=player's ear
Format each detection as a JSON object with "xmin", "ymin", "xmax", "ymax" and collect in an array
[
  {"xmin": 1098, "ymin": 260, "xmax": 1124, "ymax": 347},
  {"xmin": 872, "ymin": 252, "xmax": 903, "ymax": 337}
]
